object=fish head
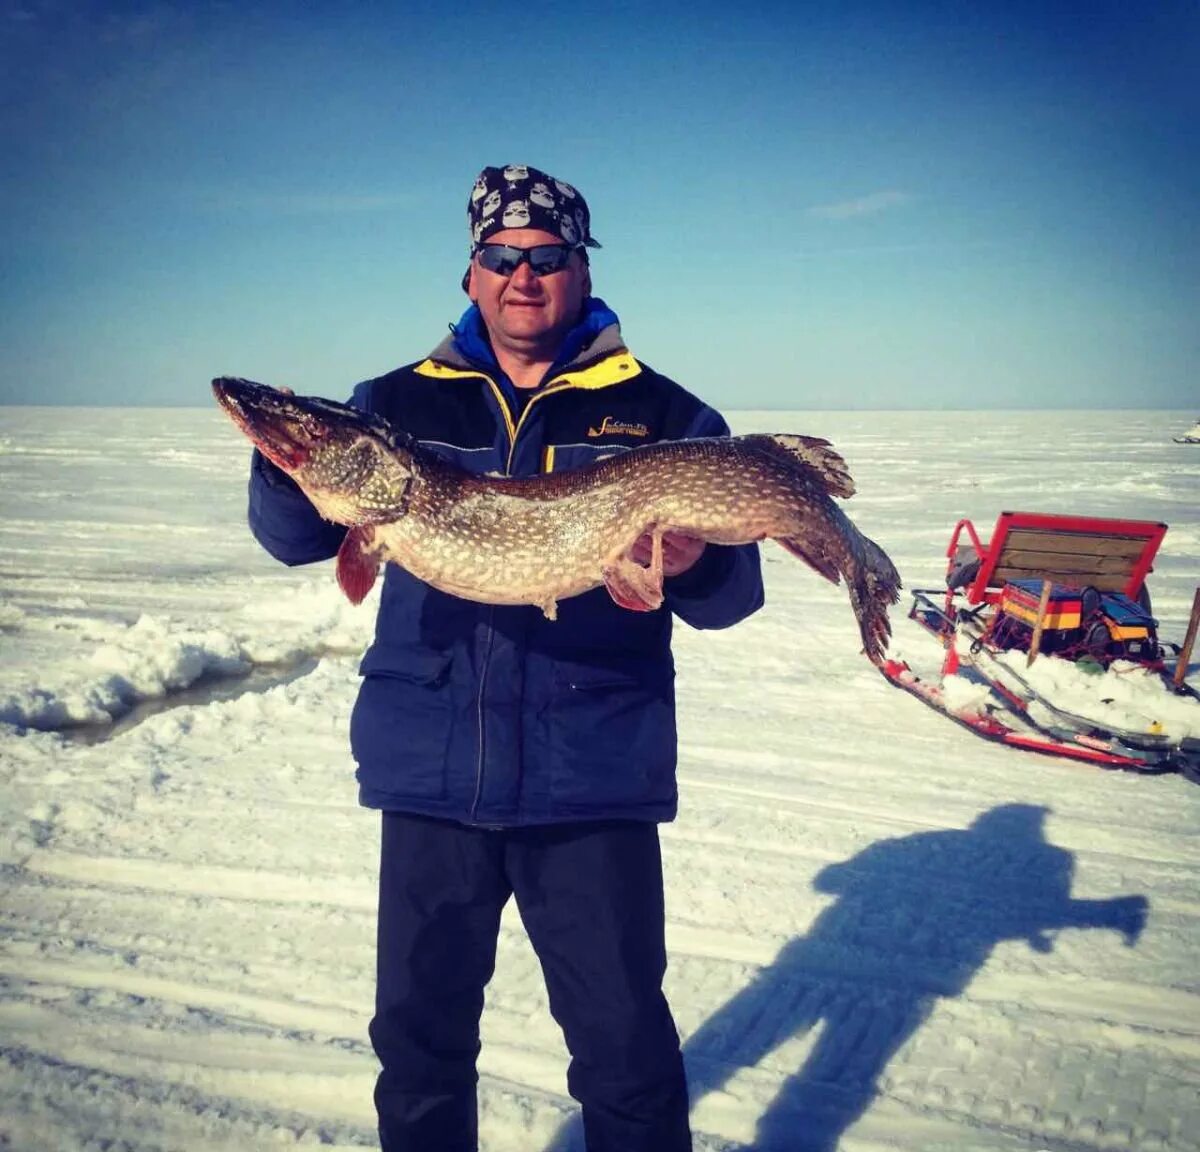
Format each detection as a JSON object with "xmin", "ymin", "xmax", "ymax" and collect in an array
[{"xmin": 212, "ymin": 377, "xmax": 418, "ymax": 525}]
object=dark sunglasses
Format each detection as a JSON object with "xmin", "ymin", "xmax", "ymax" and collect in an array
[{"xmin": 475, "ymin": 243, "xmax": 577, "ymax": 277}]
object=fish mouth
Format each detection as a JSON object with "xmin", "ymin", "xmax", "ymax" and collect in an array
[{"xmin": 211, "ymin": 378, "xmax": 315, "ymax": 472}]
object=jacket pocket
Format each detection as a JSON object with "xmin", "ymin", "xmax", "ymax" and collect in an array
[
  {"xmin": 350, "ymin": 644, "xmax": 453, "ymax": 799},
  {"xmin": 545, "ymin": 657, "xmax": 677, "ymax": 809}
]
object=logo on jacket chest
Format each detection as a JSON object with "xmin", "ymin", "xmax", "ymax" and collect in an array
[{"xmin": 587, "ymin": 415, "xmax": 650, "ymax": 439}]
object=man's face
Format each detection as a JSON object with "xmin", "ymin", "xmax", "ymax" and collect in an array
[{"xmin": 467, "ymin": 228, "xmax": 590, "ymax": 361}]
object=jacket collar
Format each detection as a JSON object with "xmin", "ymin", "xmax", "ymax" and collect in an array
[{"xmin": 429, "ymin": 296, "xmax": 625, "ymax": 382}]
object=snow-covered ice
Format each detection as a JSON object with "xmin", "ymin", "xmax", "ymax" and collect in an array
[{"xmin": 1, "ymin": 405, "xmax": 1197, "ymax": 1152}]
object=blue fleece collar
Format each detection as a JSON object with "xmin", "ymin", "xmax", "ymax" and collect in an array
[{"xmin": 450, "ymin": 297, "xmax": 621, "ymax": 390}]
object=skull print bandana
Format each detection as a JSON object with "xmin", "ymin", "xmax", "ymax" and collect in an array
[{"xmin": 467, "ymin": 164, "xmax": 602, "ymax": 253}]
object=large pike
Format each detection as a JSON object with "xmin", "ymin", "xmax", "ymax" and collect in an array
[{"xmin": 213, "ymin": 378, "xmax": 901, "ymax": 662}]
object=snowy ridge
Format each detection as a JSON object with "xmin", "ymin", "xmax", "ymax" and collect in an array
[
  {"xmin": 1, "ymin": 407, "xmax": 1198, "ymax": 1151},
  {"xmin": 0, "ymin": 582, "xmax": 371, "ymax": 731}
]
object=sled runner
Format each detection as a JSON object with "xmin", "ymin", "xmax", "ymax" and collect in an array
[{"xmin": 881, "ymin": 511, "xmax": 1200, "ymax": 778}]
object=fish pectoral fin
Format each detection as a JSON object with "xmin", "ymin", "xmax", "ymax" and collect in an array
[
  {"xmin": 777, "ymin": 535, "xmax": 842, "ymax": 586},
  {"xmin": 336, "ymin": 526, "xmax": 380, "ymax": 605},
  {"xmin": 602, "ymin": 554, "xmax": 664, "ymax": 613}
]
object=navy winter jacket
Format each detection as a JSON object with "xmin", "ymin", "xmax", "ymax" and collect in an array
[{"xmin": 248, "ymin": 302, "xmax": 764, "ymax": 825}]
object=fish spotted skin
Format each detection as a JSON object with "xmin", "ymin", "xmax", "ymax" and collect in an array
[{"xmin": 212, "ymin": 377, "xmax": 902, "ymax": 663}]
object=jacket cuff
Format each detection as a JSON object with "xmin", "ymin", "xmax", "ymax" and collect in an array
[
  {"xmin": 665, "ymin": 543, "xmax": 735, "ymax": 599},
  {"xmin": 252, "ymin": 448, "xmax": 302, "ymax": 492}
]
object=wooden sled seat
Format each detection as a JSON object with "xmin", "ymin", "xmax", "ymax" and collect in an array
[{"xmin": 944, "ymin": 511, "xmax": 1167, "ymax": 606}]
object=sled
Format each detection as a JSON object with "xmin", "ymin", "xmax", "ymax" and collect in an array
[{"xmin": 880, "ymin": 511, "xmax": 1200, "ymax": 778}]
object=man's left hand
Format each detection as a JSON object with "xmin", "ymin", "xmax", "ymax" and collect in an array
[{"xmin": 630, "ymin": 532, "xmax": 706, "ymax": 577}]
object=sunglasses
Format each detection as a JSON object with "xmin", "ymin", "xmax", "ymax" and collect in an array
[{"xmin": 475, "ymin": 243, "xmax": 577, "ymax": 277}]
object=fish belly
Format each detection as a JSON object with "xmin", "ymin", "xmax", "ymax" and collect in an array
[{"xmin": 374, "ymin": 490, "xmax": 626, "ymax": 606}]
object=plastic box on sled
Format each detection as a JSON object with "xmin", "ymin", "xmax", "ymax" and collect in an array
[{"xmin": 994, "ymin": 578, "xmax": 1159, "ymax": 661}]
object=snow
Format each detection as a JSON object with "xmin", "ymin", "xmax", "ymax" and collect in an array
[{"xmin": 1, "ymin": 405, "xmax": 1198, "ymax": 1152}]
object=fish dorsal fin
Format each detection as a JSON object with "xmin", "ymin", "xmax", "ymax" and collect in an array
[{"xmin": 742, "ymin": 434, "xmax": 855, "ymax": 499}]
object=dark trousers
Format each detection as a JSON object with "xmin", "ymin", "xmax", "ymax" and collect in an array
[{"xmin": 371, "ymin": 812, "xmax": 691, "ymax": 1152}]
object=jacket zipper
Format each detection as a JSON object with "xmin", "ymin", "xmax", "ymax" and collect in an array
[
  {"xmin": 469, "ymin": 605, "xmax": 497, "ymax": 822},
  {"xmin": 468, "ymin": 373, "xmax": 516, "ymax": 823},
  {"xmin": 505, "ymin": 379, "xmax": 567, "ymax": 474},
  {"xmin": 469, "ymin": 368, "xmax": 587, "ymax": 819}
]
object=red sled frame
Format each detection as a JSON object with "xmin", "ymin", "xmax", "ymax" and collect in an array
[{"xmin": 946, "ymin": 511, "xmax": 1165, "ymax": 610}]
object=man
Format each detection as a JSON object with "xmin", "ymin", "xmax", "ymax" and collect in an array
[{"xmin": 247, "ymin": 164, "xmax": 764, "ymax": 1152}]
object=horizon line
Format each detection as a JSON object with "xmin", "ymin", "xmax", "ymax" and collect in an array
[{"xmin": 2, "ymin": 401, "xmax": 1196, "ymax": 414}]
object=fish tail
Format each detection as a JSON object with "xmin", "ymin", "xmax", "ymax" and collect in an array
[
  {"xmin": 780, "ymin": 512, "xmax": 901, "ymax": 663},
  {"xmin": 849, "ymin": 530, "xmax": 903, "ymax": 664}
]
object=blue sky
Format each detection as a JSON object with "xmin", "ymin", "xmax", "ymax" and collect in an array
[{"xmin": 2, "ymin": 0, "xmax": 1197, "ymax": 410}]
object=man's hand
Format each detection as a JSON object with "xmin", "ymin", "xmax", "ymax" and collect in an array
[
  {"xmin": 1114, "ymin": 894, "xmax": 1149, "ymax": 946},
  {"xmin": 629, "ymin": 532, "xmax": 706, "ymax": 577}
]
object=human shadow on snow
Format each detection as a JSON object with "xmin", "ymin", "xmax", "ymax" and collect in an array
[{"xmin": 542, "ymin": 802, "xmax": 1148, "ymax": 1151}]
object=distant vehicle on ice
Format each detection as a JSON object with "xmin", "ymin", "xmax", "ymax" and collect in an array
[{"xmin": 1174, "ymin": 418, "xmax": 1200, "ymax": 444}]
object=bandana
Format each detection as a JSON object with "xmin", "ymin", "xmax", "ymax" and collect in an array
[{"xmin": 467, "ymin": 164, "xmax": 602, "ymax": 253}]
